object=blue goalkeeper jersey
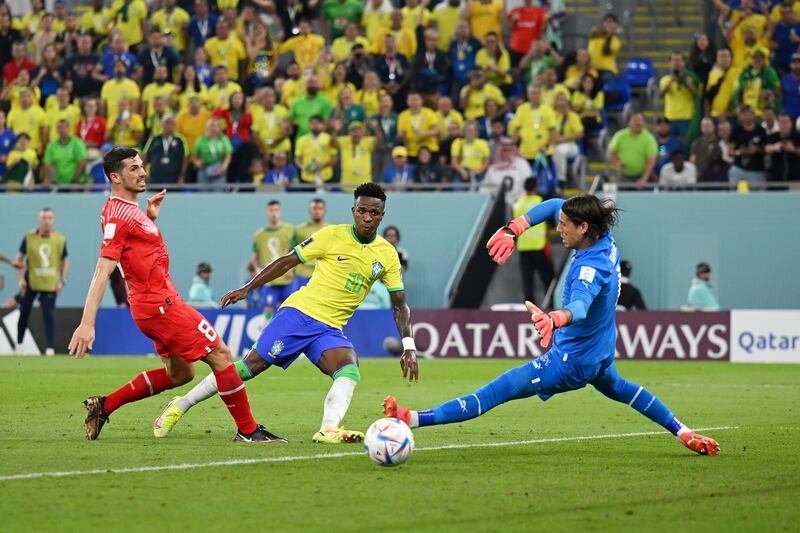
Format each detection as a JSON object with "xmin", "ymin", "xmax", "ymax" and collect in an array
[{"xmin": 526, "ymin": 198, "xmax": 620, "ymax": 365}]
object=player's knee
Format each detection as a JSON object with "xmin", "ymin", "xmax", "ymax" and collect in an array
[{"xmin": 169, "ymin": 365, "xmax": 195, "ymax": 385}]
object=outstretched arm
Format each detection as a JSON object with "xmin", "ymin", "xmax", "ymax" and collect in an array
[
  {"xmin": 220, "ymin": 251, "xmax": 300, "ymax": 307},
  {"xmin": 68, "ymin": 257, "xmax": 118, "ymax": 357},
  {"xmin": 487, "ymin": 198, "xmax": 565, "ymax": 264},
  {"xmin": 390, "ymin": 290, "xmax": 418, "ymax": 382}
]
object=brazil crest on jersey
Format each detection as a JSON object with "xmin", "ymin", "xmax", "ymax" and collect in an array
[{"xmin": 284, "ymin": 224, "xmax": 404, "ymax": 329}]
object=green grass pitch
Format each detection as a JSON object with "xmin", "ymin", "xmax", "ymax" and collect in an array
[{"xmin": 1, "ymin": 357, "xmax": 798, "ymax": 532}]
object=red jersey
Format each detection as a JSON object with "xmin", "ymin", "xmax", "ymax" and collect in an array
[
  {"xmin": 77, "ymin": 116, "xmax": 106, "ymax": 147},
  {"xmin": 99, "ymin": 196, "xmax": 179, "ymax": 320},
  {"xmin": 509, "ymin": 6, "xmax": 546, "ymax": 54}
]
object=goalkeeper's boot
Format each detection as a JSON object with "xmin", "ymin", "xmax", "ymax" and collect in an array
[
  {"xmin": 153, "ymin": 396, "xmax": 185, "ymax": 438},
  {"xmin": 382, "ymin": 395, "xmax": 412, "ymax": 426},
  {"xmin": 83, "ymin": 396, "xmax": 109, "ymax": 441},
  {"xmin": 312, "ymin": 427, "xmax": 365, "ymax": 444},
  {"xmin": 234, "ymin": 424, "xmax": 288, "ymax": 443},
  {"xmin": 680, "ymin": 431, "xmax": 720, "ymax": 456}
]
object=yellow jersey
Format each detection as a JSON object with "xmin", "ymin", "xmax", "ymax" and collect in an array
[
  {"xmin": 176, "ymin": 108, "xmax": 211, "ymax": 152},
  {"xmin": 513, "ymin": 194, "xmax": 547, "ymax": 252},
  {"xmin": 251, "ymin": 104, "xmax": 291, "ymax": 154},
  {"xmin": 658, "ymin": 75, "xmax": 695, "ymax": 121},
  {"xmin": 111, "ymin": 113, "xmax": 144, "ymax": 147},
  {"xmin": 100, "ymin": 78, "xmax": 141, "ymax": 122},
  {"xmin": 7, "ymin": 106, "xmax": 47, "ymax": 152},
  {"xmin": 553, "ymin": 110, "xmax": 585, "ymax": 138},
  {"xmin": 587, "ymin": 34, "xmax": 621, "ymax": 74},
  {"xmin": 436, "ymin": 109, "xmax": 464, "ymax": 140},
  {"xmin": 254, "ymin": 224, "xmax": 296, "ymax": 286},
  {"xmin": 177, "ymin": 85, "xmax": 210, "ymax": 112},
  {"xmin": 204, "ymin": 35, "xmax": 247, "ymax": 79},
  {"xmin": 570, "ymin": 90, "xmax": 604, "ymax": 120},
  {"xmin": 281, "ymin": 77, "xmax": 306, "ymax": 107},
  {"xmin": 451, "ymin": 137, "xmax": 490, "ymax": 171},
  {"xmin": 509, "ymin": 102, "xmax": 556, "ymax": 159},
  {"xmin": 286, "ymin": 224, "xmax": 404, "ymax": 329},
  {"xmin": 475, "ymin": 47, "xmax": 512, "ymax": 86},
  {"xmin": 431, "ymin": 3, "xmax": 462, "ymax": 51},
  {"xmin": 337, "ymin": 136, "xmax": 375, "ymax": 190},
  {"xmin": 295, "ymin": 132, "xmax": 336, "ymax": 182},
  {"xmin": 468, "ymin": 0, "xmax": 503, "ymax": 43},
  {"xmin": 331, "ymin": 35, "xmax": 371, "ymax": 63},
  {"xmin": 361, "ymin": 9, "xmax": 391, "ymax": 43},
  {"xmin": 397, "ymin": 107, "xmax": 439, "ymax": 156},
  {"xmin": 141, "ymin": 82, "xmax": 177, "ymax": 117},
  {"xmin": 540, "ymin": 83, "xmax": 571, "ymax": 109},
  {"xmin": 355, "ymin": 88, "xmax": 385, "ymax": 116},
  {"xmin": 706, "ymin": 66, "xmax": 739, "ymax": 117},
  {"xmin": 108, "ymin": 0, "xmax": 148, "ymax": 45},
  {"xmin": 293, "ymin": 221, "xmax": 329, "ymax": 279},
  {"xmin": 81, "ymin": 9, "xmax": 109, "ymax": 36},
  {"xmin": 277, "ymin": 34, "xmax": 325, "ymax": 70},
  {"xmin": 151, "ymin": 7, "xmax": 191, "ymax": 51},
  {"xmin": 7, "ymin": 86, "xmax": 41, "ymax": 112},
  {"xmin": 729, "ymin": 11, "xmax": 768, "ymax": 67},
  {"xmin": 401, "ymin": 5, "xmax": 431, "ymax": 32},
  {"xmin": 48, "ymin": 104, "xmax": 81, "ymax": 131},
  {"xmin": 207, "ymin": 81, "xmax": 243, "ymax": 110},
  {"xmin": 372, "ymin": 27, "xmax": 417, "ymax": 57},
  {"xmin": 459, "ymin": 82, "xmax": 506, "ymax": 120}
]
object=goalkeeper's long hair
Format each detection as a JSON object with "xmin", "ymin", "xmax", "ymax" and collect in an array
[{"xmin": 561, "ymin": 195, "xmax": 620, "ymax": 241}]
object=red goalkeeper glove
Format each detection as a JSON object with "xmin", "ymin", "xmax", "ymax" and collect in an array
[
  {"xmin": 486, "ymin": 216, "xmax": 530, "ymax": 265},
  {"xmin": 525, "ymin": 301, "xmax": 570, "ymax": 349}
]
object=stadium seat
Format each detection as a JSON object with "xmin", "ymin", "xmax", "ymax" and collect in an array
[
  {"xmin": 623, "ymin": 57, "xmax": 658, "ymax": 103},
  {"xmin": 603, "ymin": 79, "xmax": 633, "ymax": 129}
]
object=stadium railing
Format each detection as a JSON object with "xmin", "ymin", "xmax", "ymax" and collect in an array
[{"xmin": 0, "ymin": 182, "xmax": 483, "ymax": 194}]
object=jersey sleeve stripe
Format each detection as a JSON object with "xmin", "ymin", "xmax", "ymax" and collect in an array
[
  {"xmin": 386, "ymin": 286, "xmax": 404, "ymax": 292},
  {"xmin": 293, "ymin": 246, "xmax": 306, "ymax": 263}
]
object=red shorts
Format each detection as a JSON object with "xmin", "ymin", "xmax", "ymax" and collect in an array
[{"xmin": 135, "ymin": 299, "xmax": 221, "ymax": 361}]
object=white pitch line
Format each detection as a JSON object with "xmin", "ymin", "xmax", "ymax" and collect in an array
[{"xmin": 0, "ymin": 426, "xmax": 739, "ymax": 483}]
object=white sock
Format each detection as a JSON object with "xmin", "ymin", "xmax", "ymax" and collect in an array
[
  {"xmin": 676, "ymin": 425, "xmax": 692, "ymax": 439},
  {"xmin": 176, "ymin": 373, "xmax": 219, "ymax": 412},
  {"xmin": 409, "ymin": 411, "xmax": 420, "ymax": 429},
  {"xmin": 320, "ymin": 377, "xmax": 357, "ymax": 430}
]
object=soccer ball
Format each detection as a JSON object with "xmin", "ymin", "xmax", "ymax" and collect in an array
[{"xmin": 364, "ymin": 417, "xmax": 414, "ymax": 467}]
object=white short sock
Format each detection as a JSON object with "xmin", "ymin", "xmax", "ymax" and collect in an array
[
  {"xmin": 409, "ymin": 411, "xmax": 419, "ymax": 429},
  {"xmin": 176, "ymin": 373, "xmax": 218, "ymax": 412},
  {"xmin": 320, "ymin": 376, "xmax": 357, "ymax": 430}
]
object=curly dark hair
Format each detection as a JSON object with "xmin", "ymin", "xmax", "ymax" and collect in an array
[
  {"xmin": 561, "ymin": 195, "xmax": 620, "ymax": 240},
  {"xmin": 353, "ymin": 182, "xmax": 386, "ymax": 203}
]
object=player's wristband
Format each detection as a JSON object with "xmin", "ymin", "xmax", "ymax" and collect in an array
[{"xmin": 402, "ymin": 337, "xmax": 416, "ymax": 352}]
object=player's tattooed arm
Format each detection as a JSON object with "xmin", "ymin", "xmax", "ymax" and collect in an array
[
  {"xmin": 69, "ymin": 257, "xmax": 118, "ymax": 358},
  {"xmin": 220, "ymin": 251, "xmax": 300, "ymax": 307},
  {"xmin": 390, "ymin": 290, "xmax": 419, "ymax": 383}
]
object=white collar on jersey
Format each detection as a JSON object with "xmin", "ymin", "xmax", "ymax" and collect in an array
[{"xmin": 110, "ymin": 196, "xmax": 139, "ymax": 206}]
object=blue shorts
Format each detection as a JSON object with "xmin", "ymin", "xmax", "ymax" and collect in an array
[
  {"xmin": 527, "ymin": 348, "xmax": 617, "ymax": 401},
  {"xmin": 290, "ymin": 276, "xmax": 311, "ymax": 292},
  {"xmin": 254, "ymin": 307, "xmax": 353, "ymax": 369},
  {"xmin": 261, "ymin": 284, "xmax": 295, "ymax": 310}
]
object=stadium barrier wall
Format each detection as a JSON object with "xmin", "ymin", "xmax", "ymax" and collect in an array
[
  {"xmin": 0, "ymin": 192, "xmax": 490, "ymax": 310},
  {"xmin": 2, "ymin": 308, "xmax": 798, "ymax": 363}
]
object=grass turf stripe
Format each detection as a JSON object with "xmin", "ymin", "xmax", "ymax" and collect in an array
[{"xmin": 0, "ymin": 426, "xmax": 740, "ymax": 482}]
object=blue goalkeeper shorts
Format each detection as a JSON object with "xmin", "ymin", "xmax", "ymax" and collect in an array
[
  {"xmin": 528, "ymin": 348, "xmax": 617, "ymax": 401},
  {"xmin": 254, "ymin": 306, "xmax": 353, "ymax": 369}
]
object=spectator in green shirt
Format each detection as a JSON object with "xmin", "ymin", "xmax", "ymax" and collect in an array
[
  {"xmin": 608, "ymin": 112, "xmax": 659, "ymax": 189},
  {"xmin": 43, "ymin": 119, "xmax": 88, "ymax": 187},
  {"xmin": 192, "ymin": 118, "xmax": 232, "ymax": 185},
  {"xmin": 686, "ymin": 262, "xmax": 720, "ymax": 311},
  {"xmin": 288, "ymin": 75, "xmax": 334, "ymax": 139},
  {"xmin": 188, "ymin": 261, "xmax": 217, "ymax": 307},
  {"xmin": 321, "ymin": 0, "xmax": 364, "ymax": 40}
]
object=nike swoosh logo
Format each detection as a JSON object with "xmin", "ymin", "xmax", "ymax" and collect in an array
[{"xmin": 337, "ymin": 256, "xmax": 350, "ymax": 261}]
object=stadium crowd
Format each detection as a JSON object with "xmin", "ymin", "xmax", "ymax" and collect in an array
[{"xmin": 0, "ymin": 0, "xmax": 799, "ymax": 193}]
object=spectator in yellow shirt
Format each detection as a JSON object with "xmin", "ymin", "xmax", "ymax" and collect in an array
[
  {"xmin": 373, "ymin": 10, "xmax": 417, "ymax": 58},
  {"xmin": 5, "ymin": 133, "xmax": 39, "ymax": 187},
  {"xmin": 331, "ymin": 22, "xmax": 371, "ymax": 63},
  {"xmin": 204, "ymin": 19, "xmax": 247, "ymax": 81},
  {"xmin": 335, "ymin": 121, "xmax": 376, "ymax": 191},
  {"xmin": 355, "ymin": 70, "xmax": 386, "ymax": 117},
  {"xmin": 277, "ymin": 19, "xmax": 325, "ymax": 72},
  {"xmin": 459, "ymin": 70, "xmax": 508, "ymax": 120},
  {"xmin": 587, "ymin": 13, "xmax": 622, "ymax": 86},
  {"xmin": 105, "ymin": 98, "xmax": 145, "ymax": 148},
  {"xmin": 509, "ymin": 84, "xmax": 556, "ymax": 161},
  {"xmin": 176, "ymin": 95, "xmax": 211, "ymax": 154},
  {"xmin": 476, "ymin": 32, "xmax": 512, "ymax": 90},
  {"xmin": 362, "ymin": 0, "xmax": 393, "ymax": 43},
  {"xmin": 704, "ymin": 48, "xmax": 738, "ymax": 119},
  {"xmin": 397, "ymin": 91, "xmax": 440, "ymax": 158},
  {"xmin": 279, "ymin": 62, "xmax": 306, "ymax": 107},
  {"xmin": 401, "ymin": 0, "xmax": 431, "ymax": 32},
  {"xmin": 540, "ymin": 67, "xmax": 571, "ymax": 108},
  {"xmin": 466, "ymin": 0, "xmax": 503, "ymax": 44},
  {"xmin": 431, "ymin": 0, "xmax": 464, "ymax": 52},
  {"xmin": 659, "ymin": 52, "xmax": 698, "ymax": 142},
  {"xmin": 551, "ymin": 92, "xmax": 585, "ymax": 185},
  {"xmin": 294, "ymin": 115, "xmax": 337, "ymax": 183},
  {"xmin": 100, "ymin": 60, "xmax": 141, "ymax": 123},
  {"xmin": 108, "ymin": 0, "xmax": 148, "ymax": 48},
  {"xmin": 7, "ymin": 89, "xmax": 48, "ymax": 155},
  {"xmin": 251, "ymin": 87, "xmax": 291, "ymax": 156},
  {"xmin": 47, "ymin": 87, "xmax": 81, "ymax": 133},
  {"xmin": 81, "ymin": 0, "xmax": 109, "ymax": 38},
  {"xmin": 141, "ymin": 65, "xmax": 177, "ymax": 121},
  {"xmin": 436, "ymin": 96, "xmax": 465, "ymax": 141},
  {"xmin": 152, "ymin": 0, "xmax": 191, "ymax": 53},
  {"xmin": 564, "ymin": 49, "xmax": 599, "ymax": 90},
  {"xmin": 207, "ymin": 66, "xmax": 243, "ymax": 110},
  {"xmin": 451, "ymin": 121, "xmax": 491, "ymax": 185},
  {"xmin": 713, "ymin": 0, "xmax": 769, "ymax": 69}
]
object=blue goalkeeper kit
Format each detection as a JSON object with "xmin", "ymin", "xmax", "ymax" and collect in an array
[{"xmin": 416, "ymin": 198, "xmax": 685, "ymax": 436}]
